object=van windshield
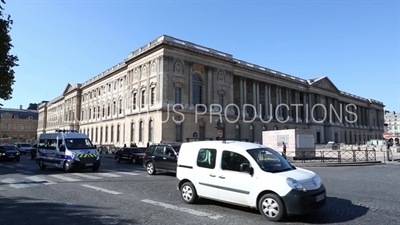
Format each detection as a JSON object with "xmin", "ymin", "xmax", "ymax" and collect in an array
[
  {"xmin": 65, "ymin": 138, "xmax": 94, "ymax": 150},
  {"xmin": 247, "ymin": 148, "xmax": 294, "ymax": 173}
]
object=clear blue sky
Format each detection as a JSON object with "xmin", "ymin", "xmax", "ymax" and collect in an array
[{"xmin": 3, "ymin": 0, "xmax": 399, "ymax": 112}]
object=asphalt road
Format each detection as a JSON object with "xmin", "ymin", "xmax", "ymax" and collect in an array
[{"xmin": 0, "ymin": 155, "xmax": 399, "ymax": 225}]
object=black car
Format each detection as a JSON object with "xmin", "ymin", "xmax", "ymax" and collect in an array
[
  {"xmin": 0, "ymin": 145, "xmax": 21, "ymax": 162},
  {"xmin": 143, "ymin": 143, "xmax": 181, "ymax": 175},
  {"xmin": 115, "ymin": 147, "xmax": 146, "ymax": 164}
]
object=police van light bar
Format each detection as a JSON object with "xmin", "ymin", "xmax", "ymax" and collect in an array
[{"xmin": 55, "ymin": 129, "xmax": 78, "ymax": 133}]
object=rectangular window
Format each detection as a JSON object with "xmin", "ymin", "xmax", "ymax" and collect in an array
[
  {"xmin": 197, "ymin": 148, "xmax": 217, "ymax": 169},
  {"xmin": 175, "ymin": 87, "xmax": 181, "ymax": 105},
  {"xmin": 107, "ymin": 104, "xmax": 111, "ymax": 116},
  {"xmin": 119, "ymin": 99, "xmax": 122, "ymax": 114},
  {"xmin": 117, "ymin": 125, "xmax": 120, "ymax": 142},
  {"xmin": 175, "ymin": 124, "xmax": 182, "ymax": 142},
  {"xmin": 150, "ymin": 87, "xmax": 155, "ymax": 105},
  {"xmin": 105, "ymin": 127, "xmax": 108, "ymax": 142},
  {"xmin": 111, "ymin": 126, "xmax": 114, "ymax": 142},
  {"xmin": 95, "ymin": 127, "xmax": 98, "ymax": 142},
  {"xmin": 141, "ymin": 90, "xmax": 146, "ymax": 108},
  {"xmin": 100, "ymin": 127, "xmax": 103, "ymax": 144},
  {"xmin": 97, "ymin": 106, "xmax": 100, "ymax": 118},
  {"xmin": 130, "ymin": 122, "xmax": 135, "ymax": 143},
  {"xmin": 148, "ymin": 120, "xmax": 153, "ymax": 142},
  {"xmin": 91, "ymin": 128, "xmax": 94, "ymax": 141},
  {"xmin": 218, "ymin": 94, "xmax": 224, "ymax": 108},
  {"xmin": 113, "ymin": 101, "xmax": 116, "ymax": 115},
  {"xmin": 139, "ymin": 122, "xmax": 143, "ymax": 142},
  {"xmin": 133, "ymin": 93, "xmax": 137, "ymax": 109}
]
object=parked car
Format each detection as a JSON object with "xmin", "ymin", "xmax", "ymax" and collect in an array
[
  {"xmin": 30, "ymin": 144, "xmax": 38, "ymax": 159},
  {"xmin": 0, "ymin": 144, "xmax": 21, "ymax": 162},
  {"xmin": 14, "ymin": 142, "xmax": 32, "ymax": 155},
  {"xmin": 176, "ymin": 141, "xmax": 326, "ymax": 222},
  {"xmin": 114, "ymin": 147, "xmax": 147, "ymax": 164},
  {"xmin": 143, "ymin": 143, "xmax": 181, "ymax": 175}
]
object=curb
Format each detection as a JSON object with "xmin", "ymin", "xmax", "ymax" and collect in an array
[{"xmin": 291, "ymin": 161, "xmax": 383, "ymax": 167}]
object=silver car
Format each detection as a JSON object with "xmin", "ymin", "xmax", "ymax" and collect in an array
[{"xmin": 14, "ymin": 142, "xmax": 32, "ymax": 155}]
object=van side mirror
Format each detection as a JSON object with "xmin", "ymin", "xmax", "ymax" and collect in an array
[
  {"xmin": 59, "ymin": 145, "xmax": 66, "ymax": 152},
  {"xmin": 240, "ymin": 163, "xmax": 250, "ymax": 172}
]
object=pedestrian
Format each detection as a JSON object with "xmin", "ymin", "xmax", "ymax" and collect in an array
[
  {"xmin": 123, "ymin": 143, "xmax": 126, "ymax": 148},
  {"xmin": 282, "ymin": 142, "xmax": 287, "ymax": 159},
  {"xmin": 147, "ymin": 142, "xmax": 150, "ymax": 148}
]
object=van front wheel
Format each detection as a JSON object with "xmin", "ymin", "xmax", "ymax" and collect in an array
[
  {"xmin": 258, "ymin": 193, "xmax": 285, "ymax": 222},
  {"xmin": 180, "ymin": 182, "xmax": 198, "ymax": 204},
  {"xmin": 63, "ymin": 161, "xmax": 72, "ymax": 172}
]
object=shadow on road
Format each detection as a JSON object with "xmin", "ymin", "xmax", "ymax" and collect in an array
[
  {"xmin": 195, "ymin": 196, "xmax": 368, "ymax": 223},
  {"xmin": 0, "ymin": 195, "xmax": 138, "ymax": 225},
  {"xmin": 285, "ymin": 196, "xmax": 369, "ymax": 223}
]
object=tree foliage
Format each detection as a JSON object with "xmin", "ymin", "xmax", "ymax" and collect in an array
[{"xmin": 0, "ymin": 0, "xmax": 18, "ymax": 106}]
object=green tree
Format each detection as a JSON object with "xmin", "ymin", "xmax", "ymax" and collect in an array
[{"xmin": 0, "ymin": 0, "xmax": 18, "ymax": 106}]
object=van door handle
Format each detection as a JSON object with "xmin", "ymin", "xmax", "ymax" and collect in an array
[
  {"xmin": 219, "ymin": 176, "xmax": 225, "ymax": 179},
  {"xmin": 209, "ymin": 174, "xmax": 216, "ymax": 177}
]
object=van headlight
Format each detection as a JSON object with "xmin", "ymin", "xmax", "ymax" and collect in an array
[
  {"xmin": 96, "ymin": 154, "xmax": 100, "ymax": 160},
  {"xmin": 312, "ymin": 175, "xmax": 322, "ymax": 188},
  {"xmin": 73, "ymin": 154, "xmax": 80, "ymax": 161},
  {"xmin": 286, "ymin": 178, "xmax": 306, "ymax": 192}
]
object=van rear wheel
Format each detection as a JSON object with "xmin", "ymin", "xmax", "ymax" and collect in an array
[
  {"xmin": 258, "ymin": 193, "xmax": 285, "ymax": 222},
  {"xmin": 180, "ymin": 182, "xmax": 198, "ymax": 204}
]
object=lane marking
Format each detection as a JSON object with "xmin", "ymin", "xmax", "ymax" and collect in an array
[
  {"xmin": 81, "ymin": 184, "xmax": 122, "ymax": 195},
  {"xmin": 25, "ymin": 176, "xmax": 57, "ymax": 185},
  {"xmin": 95, "ymin": 172, "xmax": 121, "ymax": 178},
  {"xmin": 116, "ymin": 172, "xmax": 140, "ymax": 176},
  {"xmin": 49, "ymin": 174, "xmax": 81, "ymax": 182},
  {"xmin": 140, "ymin": 199, "xmax": 224, "ymax": 219},
  {"xmin": 71, "ymin": 173, "xmax": 103, "ymax": 180},
  {"xmin": 1, "ymin": 178, "xmax": 39, "ymax": 189},
  {"xmin": 16, "ymin": 169, "xmax": 33, "ymax": 174}
]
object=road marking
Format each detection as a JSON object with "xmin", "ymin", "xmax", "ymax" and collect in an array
[
  {"xmin": 16, "ymin": 169, "xmax": 33, "ymax": 174},
  {"xmin": 140, "ymin": 199, "xmax": 224, "ymax": 219},
  {"xmin": 25, "ymin": 176, "xmax": 57, "ymax": 185},
  {"xmin": 97, "ymin": 216, "xmax": 119, "ymax": 225},
  {"xmin": 116, "ymin": 172, "xmax": 140, "ymax": 176},
  {"xmin": 49, "ymin": 174, "xmax": 81, "ymax": 182},
  {"xmin": 71, "ymin": 173, "xmax": 103, "ymax": 180},
  {"xmin": 1, "ymin": 178, "xmax": 39, "ymax": 189},
  {"xmin": 95, "ymin": 172, "xmax": 121, "ymax": 178},
  {"xmin": 81, "ymin": 184, "xmax": 122, "ymax": 195}
]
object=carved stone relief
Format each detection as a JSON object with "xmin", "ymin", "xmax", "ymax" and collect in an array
[
  {"xmin": 193, "ymin": 63, "xmax": 205, "ymax": 75},
  {"xmin": 141, "ymin": 64, "xmax": 147, "ymax": 79},
  {"xmin": 174, "ymin": 61, "xmax": 183, "ymax": 73},
  {"xmin": 217, "ymin": 70, "xmax": 225, "ymax": 82},
  {"xmin": 314, "ymin": 79, "xmax": 337, "ymax": 92},
  {"xmin": 133, "ymin": 68, "xmax": 139, "ymax": 81},
  {"xmin": 151, "ymin": 60, "xmax": 157, "ymax": 74}
]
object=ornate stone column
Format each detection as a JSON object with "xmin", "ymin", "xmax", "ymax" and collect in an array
[
  {"xmin": 239, "ymin": 77, "xmax": 244, "ymax": 115},
  {"xmin": 265, "ymin": 84, "xmax": 271, "ymax": 119},
  {"xmin": 253, "ymin": 80, "xmax": 257, "ymax": 117},
  {"xmin": 256, "ymin": 81, "xmax": 260, "ymax": 117}
]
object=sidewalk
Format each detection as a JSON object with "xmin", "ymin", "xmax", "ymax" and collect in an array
[{"xmin": 375, "ymin": 151, "xmax": 400, "ymax": 163}]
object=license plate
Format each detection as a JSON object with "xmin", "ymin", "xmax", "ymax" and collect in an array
[
  {"xmin": 9, "ymin": 155, "xmax": 15, "ymax": 158},
  {"xmin": 315, "ymin": 194, "xmax": 325, "ymax": 202},
  {"xmin": 86, "ymin": 163, "xmax": 93, "ymax": 166}
]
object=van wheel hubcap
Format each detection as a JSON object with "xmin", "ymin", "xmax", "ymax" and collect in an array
[
  {"xmin": 147, "ymin": 164, "xmax": 153, "ymax": 173},
  {"xmin": 182, "ymin": 186, "xmax": 193, "ymax": 201},
  {"xmin": 262, "ymin": 198, "xmax": 279, "ymax": 218}
]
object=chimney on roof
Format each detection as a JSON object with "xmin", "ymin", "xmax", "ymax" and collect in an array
[{"xmin": 19, "ymin": 105, "xmax": 22, "ymax": 110}]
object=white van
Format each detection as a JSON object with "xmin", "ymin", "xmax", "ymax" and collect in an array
[
  {"xmin": 176, "ymin": 141, "xmax": 326, "ymax": 222},
  {"xmin": 37, "ymin": 130, "xmax": 100, "ymax": 172}
]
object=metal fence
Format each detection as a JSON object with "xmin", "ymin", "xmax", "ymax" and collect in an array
[{"xmin": 285, "ymin": 150, "xmax": 377, "ymax": 163}]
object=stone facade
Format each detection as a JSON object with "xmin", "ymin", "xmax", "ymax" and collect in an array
[
  {"xmin": 0, "ymin": 104, "xmax": 39, "ymax": 143},
  {"xmin": 384, "ymin": 111, "xmax": 399, "ymax": 144},
  {"xmin": 37, "ymin": 35, "xmax": 385, "ymax": 147}
]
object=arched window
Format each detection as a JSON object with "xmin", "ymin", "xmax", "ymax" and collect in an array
[
  {"xmin": 192, "ymin": 73, "xmax": 203, "ymax": 107},
  {"xmin": 130, "ymin": 122, "xmax": 135, "ymax": 143}
]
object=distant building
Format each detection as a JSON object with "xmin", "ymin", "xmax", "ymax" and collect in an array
[
  {"xmin": 0, "ymin": 104, "xmax": 39, "ymax": 143},
  {"xmin": 384, "ymin": 111, "xmax": 400, "ymax": 144},
  {"xmin": 37, "ymin": 35, "xmax": 385, "ymax": 147}
]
